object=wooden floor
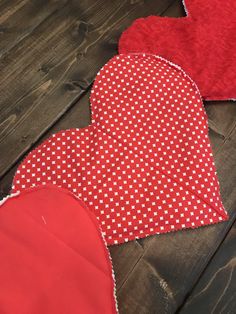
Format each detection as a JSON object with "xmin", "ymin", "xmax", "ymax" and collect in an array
[{"xmin": 0, "ymin": 1, "xmax": 235, "ymax": 313}]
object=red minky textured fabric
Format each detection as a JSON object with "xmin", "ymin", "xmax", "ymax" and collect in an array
[
  {"xmin": 0, "ymin": 185, "xmax": 117, "ymax": 314},
  {"xmin": 119, "ymin": 0, "xmax": 236, "ymax": 101},
  {"xmin": 12, "ymin": 54, "xmax": 229, "ymax": 245}
]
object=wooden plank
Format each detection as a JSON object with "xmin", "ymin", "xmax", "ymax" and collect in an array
[
  {"xmin": 206, "ymin": 101, "xmax": 236, "ymax": 152},
  {"xmin": 0, "ymin": 0, "xmax": 174, "ymax": 178},
  {"xmin": 178, "ymin": 221, "xmax": 236, "ymax": 314},
  {"xmin": 0, "ymin": 0, "xmax": 69, "ymax": 56},
  {"xmin": 0, "ymin": 87, "xmax": 91, "ymax": 197}
]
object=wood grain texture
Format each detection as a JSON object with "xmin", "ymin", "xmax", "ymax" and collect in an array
[
  {"xmin": 0, "ymin": 0, "xmax": 68, "ymax": 56},
  {"xmin": 0, "ymin": 0, "xmax": 174, "ymax": 178},
  {"xmin": 179, "ymin": 222, "xmax": 236, "ymax": 314},
  {"xmin": 0, "ymin": 87, "xmax": 92, "ymax": 196}
]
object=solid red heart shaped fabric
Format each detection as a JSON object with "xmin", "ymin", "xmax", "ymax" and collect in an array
[
  {"xmin": 119, "ymin": 0, "xmax": 236, "ymax": 101},
  {"xmin": 0, "ymin": 185, "xmax": 117, "ymax": 314},
  {"xmin": 12, "ymin": 54, "xmax": 229, "ymax": 245}
]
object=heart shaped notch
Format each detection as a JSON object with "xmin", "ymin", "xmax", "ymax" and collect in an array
[
  {"xmin": 0, "ymin": 185, "xmax": 118, "ymax": 314},
  {"xmin": 12, "ymin": 54, "xmax": 229, "ymax": 245}
]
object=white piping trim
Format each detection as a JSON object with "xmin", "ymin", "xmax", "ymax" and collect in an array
[
  {"xmin": 100, "ymin": 227, "xmax": 119, "ymax": 313},
  {"xmin": 182, "ymin": 0, "xmax": 189, "ymax": 16},
  {"xmin": 0, "ymin": 191, "xmax": 20, "ymax": 206}
]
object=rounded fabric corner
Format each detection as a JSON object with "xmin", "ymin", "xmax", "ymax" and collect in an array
[{"xmin": 0, "ymin": 185, "xmax": 118, "ymax": 314}]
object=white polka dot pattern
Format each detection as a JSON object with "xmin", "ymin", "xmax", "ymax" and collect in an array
[{"xmin": 12, "ymin": 54, "xmax": 229, "ymax": 245}]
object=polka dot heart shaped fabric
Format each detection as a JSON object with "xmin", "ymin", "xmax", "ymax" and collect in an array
[{"xmin": 12, "ymin": 54, "xmax": 229, "ymax": 245}]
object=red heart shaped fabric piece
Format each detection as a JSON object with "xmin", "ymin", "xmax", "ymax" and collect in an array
[
  {"xmin": 119, "ymin": 0, "xmax": 236, "ymax": 101},
  {"xmin": 12, "ymin": 54, "xmax": 229, "ymax": 245},
  {"xmin": 0, "ymin": 185, "xmax": 117, "ymax": 314}
]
